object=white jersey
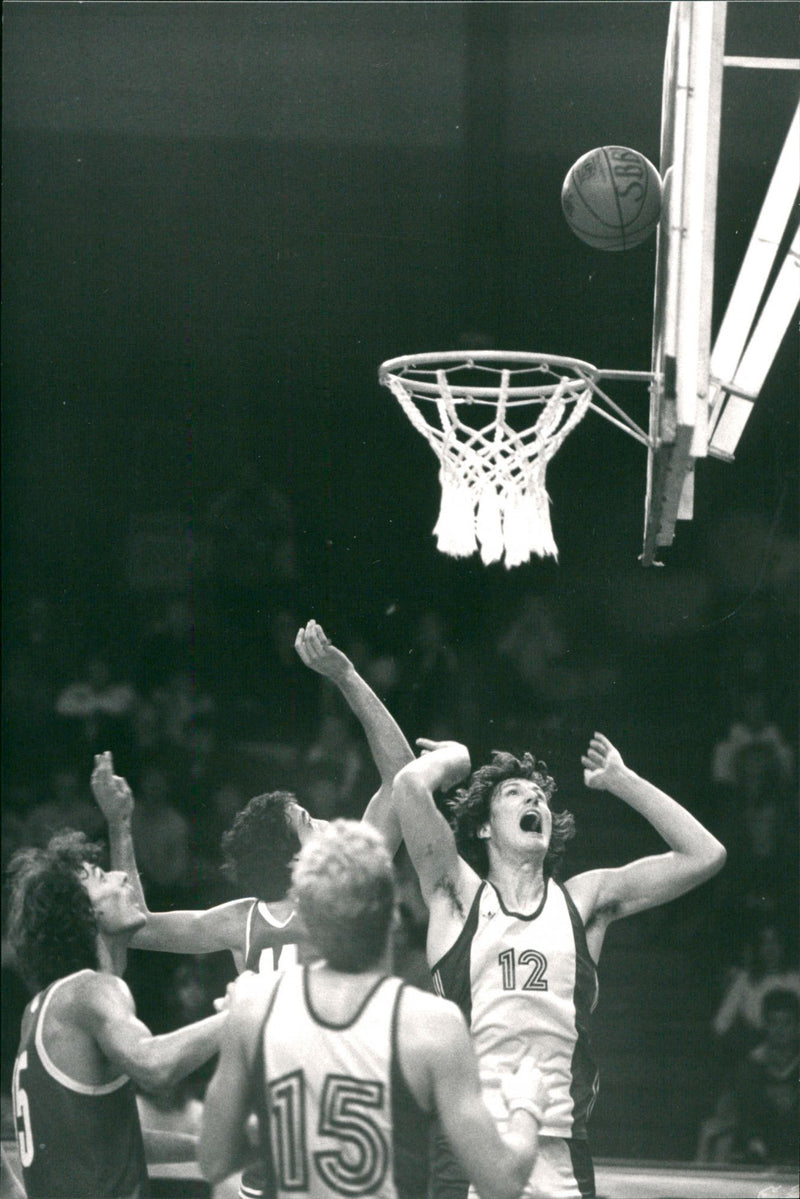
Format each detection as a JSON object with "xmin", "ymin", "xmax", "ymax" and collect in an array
[
  {"xmin": 432, "ymin": 878, "xmax": 599, "ymax": 1140},
  {"xmin": 253, "ymin": 965, "xmax": 429, "ymax": 1199}
]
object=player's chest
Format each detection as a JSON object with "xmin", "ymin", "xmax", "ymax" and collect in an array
[{"xmin": 469, "ymin": 893, "xmax": 577, "ymax": 1001}]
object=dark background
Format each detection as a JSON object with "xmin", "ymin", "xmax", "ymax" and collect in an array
[{"xmin": 3, "ymin": 0, "xmax": 798, "ymax": 1166}]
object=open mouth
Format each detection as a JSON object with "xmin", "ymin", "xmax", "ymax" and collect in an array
[{"xmin": 519, "ymin": 811, "xmax": 541, "ymax": 833}]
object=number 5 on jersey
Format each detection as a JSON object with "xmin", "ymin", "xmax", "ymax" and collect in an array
[
  {"xmin": 12, "ymin": 1053, "xmax": 34, "ymax": 1167},
  {"xmin": 269, "ymin": 1069, "xmax": 389, "ymax": 1195}
]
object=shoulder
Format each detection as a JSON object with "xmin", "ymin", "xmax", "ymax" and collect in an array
[
  {"xmin": 223, "ymin": 969, "xmax": 282, "ymax": 1065},
  {"xmin": 76, "ymin": 969, "xmax": 134, "ymax": 1006},
  {"xmin": 228, "ymin": 969, "xmax": 279, "ymax": 1030},
  {"xmin": 398, "ymin": 984, "xmax": 467, "ymax": 1053},
  {"xmin": 59, "ymin": 970, "xmax": 135, "ymax": 1026}
]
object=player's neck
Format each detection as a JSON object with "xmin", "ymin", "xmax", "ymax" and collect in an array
[
  {"xmin": 307, "ymin": 957, "xmax": 389, "ymax": 1025},
  {"xmin": 96, "ymin": 931, "xmax": 132, "ymax": 977},
  {"xmin": 489, "ymin": 856, "xmax": 546, "ymax": 913}
]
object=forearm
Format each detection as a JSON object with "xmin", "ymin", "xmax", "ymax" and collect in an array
[
  {"xmin": 140, "ymin": 1013, "xmax": 226, "ymax": 1092},
  {"xmin": 335, "ymin": 663, "xmax": 414, "ymax": 784},
  {"xmin": 607, "ymin": 766, "xmax": 725, "ymax": 866},
  {"xmin": 362, "ymin": 789, "xmax": 403, "ymax": 858},
  {"xmin": 452, "ymin": 1109, "xmax": 537, "ymax": 1199},
  {"xmin": 142, "ymin": 1129, "xmax": 199, "ymax": 1164},
  {"xmin": 199, "ymin": 1079, "xmax": 253, "ymax": 1183},
  {"xmin": 396, "ymin": 744, "xmax": 471, "ymax": 796},
  {"xmin": 107, "ymin": 816, "xmax": 148, "ymax": 912}
]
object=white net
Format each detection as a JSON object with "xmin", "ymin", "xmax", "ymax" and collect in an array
[{"xmin": 381, "ymin": 353, "xmax": 600, "ymax": 567}]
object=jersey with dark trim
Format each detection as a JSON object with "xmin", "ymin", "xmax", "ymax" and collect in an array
[
  {"xmin": 11, "ymin": 974, "xmax": 148, "ymax": 1199},
  {"xmin": 252, "ymin": 965, "xmax": 430, "ymax": 1199},
  {"xmin": 240, "ymin": 901, "xmax": 300, "ymax": 1199},
  {"xmin": 244, "ymin": 900, "xmax": 300, "ymax": 974},
  {"xmin": 431, "ymin": 878, "xmax": 599, "ymax": 1139}
]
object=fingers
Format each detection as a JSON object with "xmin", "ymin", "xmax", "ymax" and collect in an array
[
  {"xmin": 581, "ymin": 751, "xmax": 604, "ymax": 771},
  {"xmin": 295, "ymin": 619, "xmax": 330, "ymax": 662},
  {"xmin": 415, "ymin": 737, "xmax": 441, "ymax": 753},
  {"xmin": 91, "ymin": 750, "xmax": 113, "ymax": 778},
  {"xmin": 583, "ymin": 732, "xmax": 610, "ymax": 762}
]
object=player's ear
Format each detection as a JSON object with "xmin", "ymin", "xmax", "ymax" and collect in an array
[{"xmin": 477, "ymin": 821, "xmax": 491, "ymax": 840}]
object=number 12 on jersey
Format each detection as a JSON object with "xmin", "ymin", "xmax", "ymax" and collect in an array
[{"xmin": 499, "ymin": 948, "xmax": 549, "ymax": 991}]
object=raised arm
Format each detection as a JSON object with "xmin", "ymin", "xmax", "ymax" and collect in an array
[
  {"xmin": 91, "ymin": 751, "xmax": 256, "ymax": 963},
  {"xmin": 91, "ymin": 752, "xmax": 147, "ymax": 912},
  {"xmin": 295, "ymin": 620, "xmax": 414, "ymax": 854},
  {"xmin": 392, "ymin": 740, "xmax": 479, "ymax": 963},
  {"xmin": 408, "ymin": 994, "xmax": 542, "ymax": 1199},
  {"xmin": 78, "ymin": 971, "xmax": 226, "ymax": 1094},
  {"xmin": 567, "ymin": 733, "xmax": 726, "ymax": 940}
]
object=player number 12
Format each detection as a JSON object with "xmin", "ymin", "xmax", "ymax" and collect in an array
[{"xmin": 498, "ymin": 948, "xmax": 548, "ymax": 991}]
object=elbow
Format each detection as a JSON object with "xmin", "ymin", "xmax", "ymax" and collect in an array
[
  {"xmin": 707, "ymin": 839, "xmax": 727, "ymax": 877},
  {"xmin": 691, "ymin": 840, "xmax": 726, "ymax": 889},
  {"xmin": 391, "ymin": 771, "xmax": 422, "ymax": 813},
  {"xmin": 198, "ymin": 1148, "xmax": 229, "ymax": 1187},
  {"xmin": 131, "ymin": 1048, "xmax": 178, "ymax": 1095}
]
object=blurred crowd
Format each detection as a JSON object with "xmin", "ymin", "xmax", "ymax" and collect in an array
[{"xmin": 2, "ymin": 499, "xmax": 798, "ymax": 1166}]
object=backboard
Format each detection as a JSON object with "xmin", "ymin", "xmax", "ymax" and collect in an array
[
  {"xmin": 643, "ymin": 1, "xmax": 800, "ymax": 565},
  {"xmin": 642, "ymin": 1, "xmax": 726, "ymax": 565}
]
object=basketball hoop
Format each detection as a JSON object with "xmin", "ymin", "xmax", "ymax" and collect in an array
[{"xmin": 379, "ymin": 351, "xmax": 653, "ymax": 567}]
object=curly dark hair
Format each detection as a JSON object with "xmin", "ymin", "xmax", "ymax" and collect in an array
[
  {"xmin": 220, "ymin": 791, "xmax": 301, "ymax": 902},
  {"xmin": 446, "ymin": 751, "xmax": 575, "ymax": 880},
  {"xmin": 6, "ymin": 830, "xmax": 102, "ymax": 994}
]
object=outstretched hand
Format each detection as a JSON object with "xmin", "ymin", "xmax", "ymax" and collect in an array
[
  {"xmin": 294, "ymin": 619, "xmax": 351, "ymax": 683},
  {"xmin": 581, "ymin": 732, "xmax": 626, "ymax": 791},
  {"xmin": 90, "ymin": 751, "xmax": 134, "ymax": 821},
  {"xmin": 416, "ymin": 737, "xmax": 467, "ymax": 756},
  {"xmin": 411, "ymin": 737, "xmax": 471, "ymax": 790}
]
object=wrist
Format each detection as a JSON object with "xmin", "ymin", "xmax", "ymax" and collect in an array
[
  {"xmin": 330, "ymin": 661, "xmax": 356, "ymax": 687},
  {"xmin": 607, "ymin": 764, "xmax": 639, "ymax": 796},
  {"xmin": 507, "ymin": 1097, "xmax": 542, "ymax": 1124},
  {"xmin": 107, "ymin": 814, "xmax": 134, "ymax": 830}
]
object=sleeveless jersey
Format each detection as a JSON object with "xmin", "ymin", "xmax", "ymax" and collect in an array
[
  {"xmin": 432, "ymin": 878, "xmax": 599, "ymax": 1140},
  {"xmin": 244, "ymin": 901, "xmax": 300, "ymax": 974},
  {"xmin": 252, "ymin": 965, "xmax": 430, "ymax": 1199},
  {"xmin": 241, "ymin": 902, "xmax": 301, "ymax": 1199},
  {"xmin": 11, "ymin": 974, "xmax": 149, "ymax": 1199}
]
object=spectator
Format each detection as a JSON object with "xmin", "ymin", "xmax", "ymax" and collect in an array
[
  {"xmin": 732, "ymin": 988, "xmax": 800, "ymax": 1166},
  {"xmin": 301, "ymin": 711, "xmax": 366, "ymax": 820},
  {"xmin": 394, "ymin": 609, "xmax": 461, "ymax": 739},
  {"xmin": 54, "ymin": 649, "xmax": 137, "ymax": 757},
  {"xmin": 712, "ymin": 683, "xmax": 794, "ymax": 790},
  {"xmin": 712, "ymin": 920, "xmax": 800, "ymax": 1062},
  {"xmin": 151, "ymin": 669, "xmax": 216, "ymax": 756},
  {"xmin": 23, "ymin": 763, "xmax": 105, "ymax": 848},
  {"xmin": 130, "ymin": 763, "xmax": 194, "ymax": 907},
  {"xmin": 712, "ymin": 739, "xmax": 798, "ymax": 936},
  {"xmin": 698, "ymin": 988, "xmax": 800, "ymax": 1166},
  {"xmin": 135, "ymin": 595, "xmax": 195, "ymax": 693}
]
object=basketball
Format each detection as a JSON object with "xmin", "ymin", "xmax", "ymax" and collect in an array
[{"xmin": 561, "ymin": 146, "xmax": 663, "ymax": 251}]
